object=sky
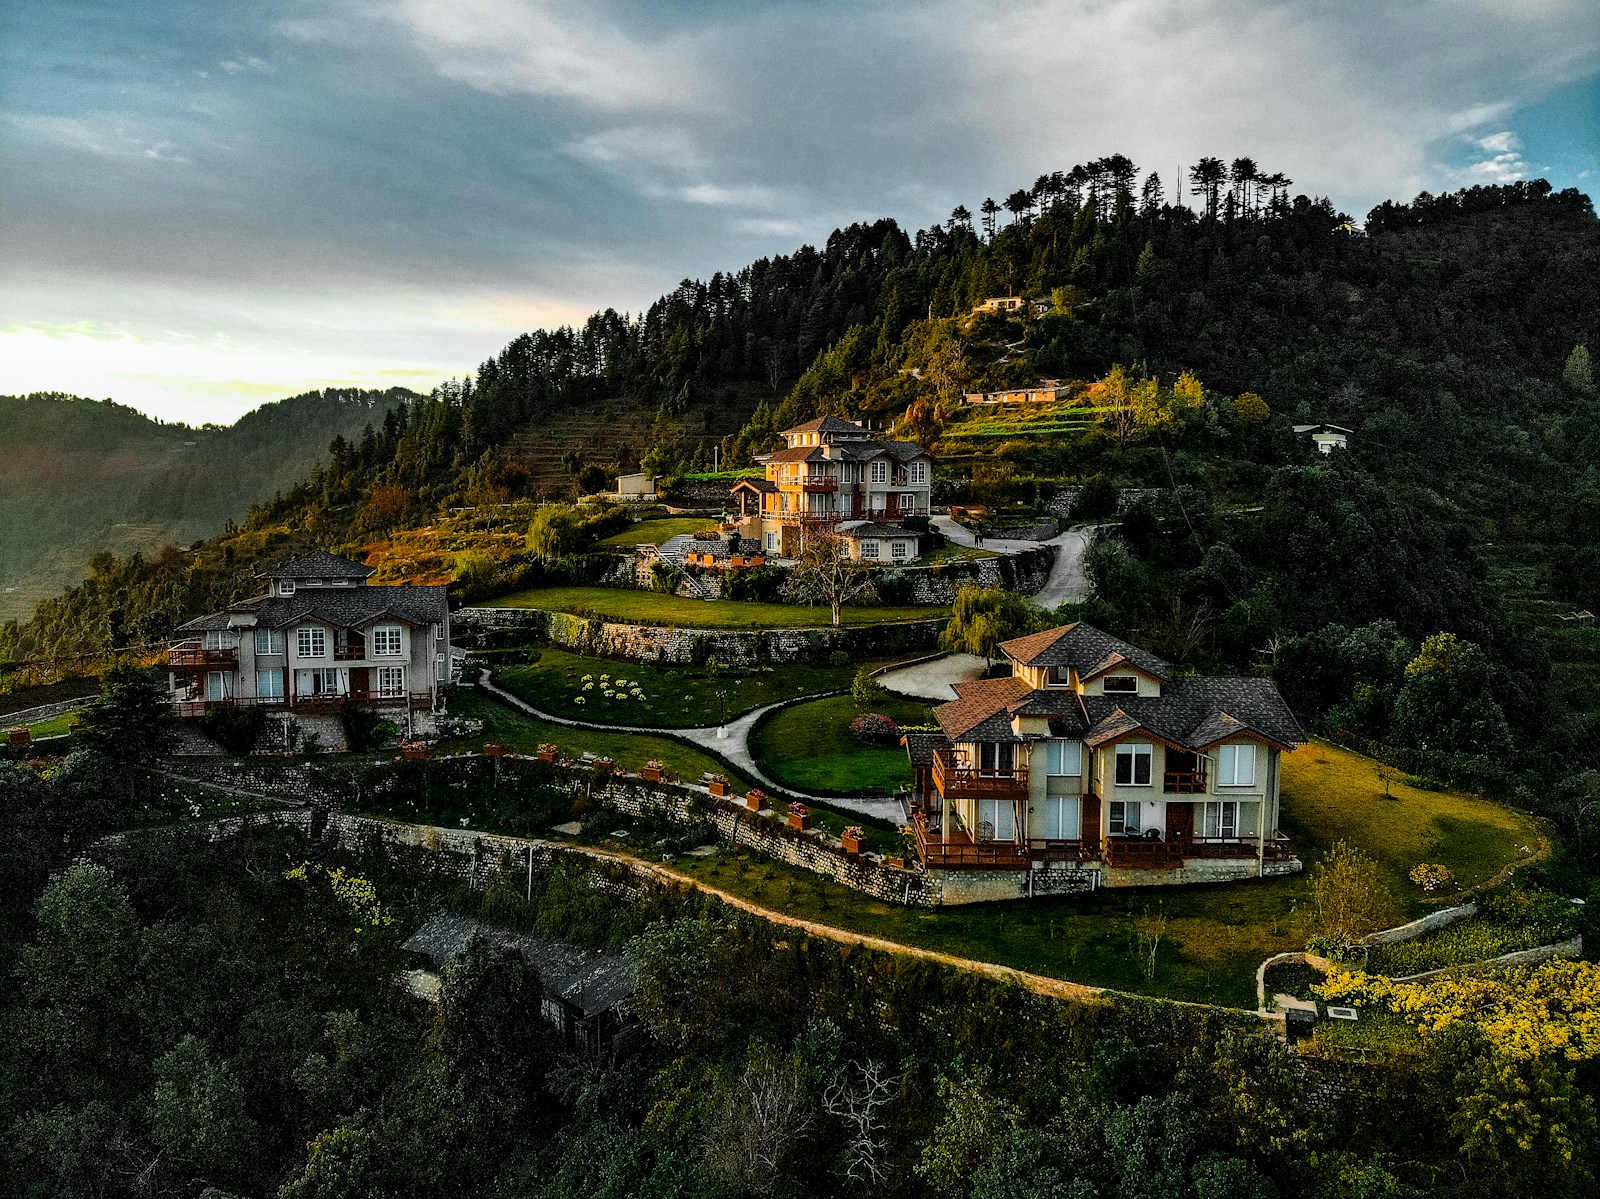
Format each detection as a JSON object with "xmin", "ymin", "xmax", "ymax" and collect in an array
[{"xmin": 2, "ymin": 1, "xmax": 1597, "ymax": 426}]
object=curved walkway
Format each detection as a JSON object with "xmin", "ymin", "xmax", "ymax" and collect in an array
[
  {"xmin": 876, "ymin": 652, "xmax": 987, "ymax": 701},
  {"xmin": 477, "ymin": 670, "xmax": 904, "ymax": 822},
  {"xmin": 930, "ymin": 516, "xmax": 1100, "ymax": 608}
]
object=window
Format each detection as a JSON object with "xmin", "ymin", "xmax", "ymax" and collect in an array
[
  {"xmin": 978, "ymin": 742, "xmax": 1015, "ymax": 775},
  {"xmin": 1043, "ymin": 796, "xmax": 1081, "ymax": 840},
  {"xmin": 1049, "ymin": 664, "xmax": 1072, "ymax": 687},
  {"xmin": 910, "ymin": 461, "xmax": 927, "ymax": 485},
  {"xmin": 372, "ymin": 625, "xmax": 402, "ymax": 656},
  {"xmin": 870, "ymin": 460, "xmax": 888, "ymax": 484},
  {"xmin": 257, "ymin": 670, "xmax": 284, "ymax": 699},
  {"xmin": 898, "ymin": 492, "xmax": 915, "ymax": 512},
  {"xmin": 278, "ymin": 580, "xmax": 295, "ymax": 596},
  {"xmin": 436, "ymin": 653, "xmax": 448, "ymax": 682},
  {"xmin": 976, "ymin": 799, "xmax": 1017, "ymax": 841},
  {"xmin": 302, "ymin": 668, "xmax": 340, "ymax": 695},
  {"xmin": 205, "ymin": 671, "xmax": 232, "ymax": 701},
  {"xmin": 860, "ymin": 540, "xmax": 879, "ymax": 559},
  {"xmin": 203, "ymin": 629, "xmax": 226, "ymax": 650},
  {"xmin": 1046, "ymin": 739, "xmax": 1082, "ymax": 776},
  {"xmin": 1216, "ymin": 743, "xmax": 1256, "ymax": 787},
  {"xmin": 766, "ymin": 531, "xmax": 779, "ymax": 551},
  {"xmin": 1102, "ymin": 675, "xmax": 1138, "ymax": 693},
  {"xmin": 891, "ymin": 540, "xmax": 908, "ymax": 559},
  {"xmin": 376, "ymin": 666, "xmax": 405, "ymax": 697},
  {"xmin": 1114, "ymin": 742, "xmax": 1153, "ymax": 786},
  {"xmin": 296, "ymin": 627, "xmax": 327, "ymax": 658},
  {"xmin": 1202, "ymin": 801, "xmax": 1239, "ymax": 839},
  {"xmin": 1108, "ymin": 800, "xmax": 1141, "ymax": 836},
  {"xmin": 255, "ymin": 628, "xmax": 284, "ymax": 654}
]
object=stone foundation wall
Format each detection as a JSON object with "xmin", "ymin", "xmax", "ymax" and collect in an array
[
  {"xmin": 1045, "ymin": 487, "xmax": 1165, "ymax": 520},
  {"xmin": 453, "ymin": 607, "xmax": 946, "ymax": 666},
  {"xmin": 932, "ymin": 863, "xmax": 1100, "ymax": 904},
  {"xmin": 2, "ymin": 696, "xmax": 94, "ymax": 727},
  {"xmin": 895, "ymin": 545, "xmax": 1054, "ymax": 603},
  {"xmin": 1102, "ymin": 856, "xmax": 1302, "ymax": 889}
]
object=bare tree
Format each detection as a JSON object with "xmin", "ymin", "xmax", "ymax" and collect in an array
[
  {"xmin": 823, "ymin": 1059, "xmax": 902, "ymax": 1186},
  {"xmin": 704, "ymin": 1052, "xmax": 816, "ymax": 1196},
  {"xmin": 782, "ymin": 529, "xmax": 879, "ymax": 625}
]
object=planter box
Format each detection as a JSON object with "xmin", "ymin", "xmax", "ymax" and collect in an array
[
  {"xmin": 592, "ymin": 758, "xmax": 615, "ymax": 775},
  {"xmin": 7, "ymin": 728, "xmax": 29, "ymax": 745},
  {"xmin": 536, "ymin": 749, "xmax": 556, "ymax": 763},
  {"xmin": 708, "ymin": 780, "xmax": 730, "ymax": 797},
  {"xmin": 841, "ymin": 835, "xmax": 863, "ymax": 855},
  {"xmin": 886, "ymin": 856, "xmax": 906, "ymax": 870},
  {"xmin": 747, "ymin": 794, "xmax": 770, "ymax": 812},
  {"xmin": 484, "ymin": 743, "xmax": 505, "ymax": 758},
  {"xmin": 642, "ymin": 767, "xmax": 664, "ymax": 783},
  {"xmin": 402, "ymin": 748, "xmax": 427, "ymax": 761},
  {"xmin": 787, "ymin": 813, "xmax": 811, "ymax": 832}
]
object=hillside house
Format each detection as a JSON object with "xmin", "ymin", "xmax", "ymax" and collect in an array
[
  {"xmin": 971, "ymin": 296, "xmax": 1049, "ymax": 316},
  {"xmin": 730, "ymin": 416, "xmax": 933, "ymax": 560},
  {"xmin": 1293, "ymin": 423, "xmax": 1352, "ymax": 454},
  {"xmin": 166, "ymin": 549, "xmax": 450, "ymax": 727},
  {"xmin": 962, "ymin": 380, "xmax": 1067, "ymax": 405},
  {"xmin": 614, "ymin": 472, "xmax": 657, "ymax": 499},
  {"xmin": 904, "ymin": 623, "xmax": 1305, "ymax": 886}
]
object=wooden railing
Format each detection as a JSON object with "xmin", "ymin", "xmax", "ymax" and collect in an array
[
  {"xmin": 167, "ymin": 643, "xmax": 238, "ymax": 669},
  {"xmin": 931, "ymin": 750, "xmax": 1028, "ymax": 800},
  {"xmin": 913, "ymin": 813, "xmax": 1029, "ymax": 869},
  {"xmin": 800, "ymin": 477, "xmax": 837, "ymax": 492},
  {"xmin": 1162, "ymin": 770, "xmax": 1207, "ymax": 793},
  {"xmin": 1104, "ymin": 837, "xmax": 1183, "ymax": 868},
  {"xmin": 170, "ymin": 696, "xmax": 286, "ymax": 718},
  {"xmin": 334, "ymin": 643, "xmax": 367, "ymax": 661}
]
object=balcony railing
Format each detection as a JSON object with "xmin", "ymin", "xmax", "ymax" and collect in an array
[
  {"xmin": 1162, "ymin": 770, "xmax": 1208, "ymax": 794},
  {"xmin": 170, "ymin": 695, "xmax": 286, "ymax": 718},
  {"xmin": 334, "ymin": 643, "xmax": 367, "ymax": 661},
  {"xmin": 913, "ymin": 813, "xmax": 1029, "ymax": 869},
  {"xmin": 800, "ymin": 476, "xmax": 837, "ymax": 493},
  {"xmin": 167, "ymin": 642, "xmax": 238, "ymax": 669},
  {"xmin": 1103, "ymin": 837, "xmax": 1184, "ymax": 868},
  {"xmin": 931, "ymin": 750, "xmax": 1029, "ymax": 800}
]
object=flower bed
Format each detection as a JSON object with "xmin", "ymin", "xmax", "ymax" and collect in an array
[{"xmin": 1364, "ymin": 892, "xmax": 1581, "ymax": 976}]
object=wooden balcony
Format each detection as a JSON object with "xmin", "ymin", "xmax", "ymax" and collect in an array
[
  {"xmin": 913, "ymin": 812, "xmax": 1029, "ymax": 869},
  {"xmin": 170, "ymin": 695, "xmax": 286, "ymax": 718},
  {"xmin": 334, "ymin": 642, "xmax": 367, "ymax": 661},
  {"xmin": 167, "ymin": 643, "xmax": 238, "ymax": 670},
  {"xmin": 931, "ymin": 749, "xmax": 1028, "ymax": 801},
  {"xmin": 800, "ymin": 477, "xmax": 837, "ymax": 493},
  {"xmin": 1103, "ymin": 836, "xmax": 1183, "ymax": 869},
  {"xmin": 1162, "ymin": 770, "xmax": 1207, "ymax": 794}
]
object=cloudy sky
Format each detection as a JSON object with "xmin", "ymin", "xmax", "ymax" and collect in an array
[{"xmin": 3, "ymin": 1, "xmax": 1597, "ymax": 425}]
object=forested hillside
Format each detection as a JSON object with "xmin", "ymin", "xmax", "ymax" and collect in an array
[{"xmin": 0, "ymin": 389, "xmax": 420, "ymax": 622}]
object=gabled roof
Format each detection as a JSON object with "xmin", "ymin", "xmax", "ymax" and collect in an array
[
  {"xmin": 402, "ymin": 913, "xmax": 636, "ymax": 1018},
  {"xmin": 177, "ymin": 584, "xmax": 448, "ymax": 634},
  {"xmin": 1001, "ymin": 623, "xmax": 1171, "ymax": 682},
  {"xmin": 839, "ymin": 521, "xmax": 915, "ymax": 540},
  {"xmin": 902, "ymin": 730, "xmax": 952, "ymax": 767},
  {"xmin": 935, "ymin": 676, "xmax": 1029, "ymax": 741},
  {"xmin": 831, "ymin": 440, "xmax": 928, "ymax": 463},
  {"xmin": 731, "ymin": 477, "xmax": 777, "ymax": 493},
  {"xmin": 256, "ymin": 549, "xmax": 375, "ymax": 581},
  {"xmin": 757, "ymin": 446, "xmax": 829, "ymax": 464},
  {"xmin": 781, "ymin": 415, "xmax": 866, "ymax": 436},
  {"xmin": 1080, "ymin": 677, "xmax": 1306, "ymax": 751},
  {"xmin": 1292, "ymin": 423, "xmax": 1353, "ymax": 436}
]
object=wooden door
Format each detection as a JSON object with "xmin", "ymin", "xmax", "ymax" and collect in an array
[
  {"xmin": 1167, "ymin": 801, "xmax": 1195, "ymax": 846},
  {"xmin": 349, "ymin": 667, "xmax": 370, "ymax": 701}
]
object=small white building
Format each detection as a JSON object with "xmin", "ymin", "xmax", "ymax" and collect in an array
[
  {"xmin": 1293, "ymin": 423, "xmax": 1352, "ymax": 454},
  {"xmin": 614, "ymin": 473, "xmax": 658, "ymax": 499}
]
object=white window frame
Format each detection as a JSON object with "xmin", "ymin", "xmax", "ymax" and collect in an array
[
  {"xmin": 278, "ymin": 580, "xmax": 295, "ymax": 596},
  {"xmin": 1216, "ymin": 743, "xmax": 1256, "ymax": 787},
  {"xmin": 1114, "ymin": 742, "xmax": 1153, "ymax": 787},
  {"xmin": 1046, "ymin": 739, "xmax": 1082, "ymax": 776},
  {"xmin": 435, "ymin": 652, "xmax": 447, "ymax": 682},
  {"xmin": 891, "ymin": 540, "xmax": 909, "ymax": 559},
  {"xmin": 910, "ymin": 461, "xmax": 927, "ymax": 485},
  {"xmin": 1043, "ymin": 795, "xmax": 1081, "ymax": 840},
  {"xmin": 256, "ymin": 670, "xmax": 285, "ymax": 700},
  {"xmin": 255, "ymin": 628, "xmax": 285, "ymax": 655},
  {"xmin": 860, "ymin": 540, "xmax": 879, "ymax": 559},
  {"xmin": 1049, "ymin": 664, "xmax": 1072, "ymax": 687},
  {"xmin": 296, "ymin": 627, "xmax": 327, "ymax": 659},
  {"xmin": 375, "ymin": 666, "xmax": 406, "ymax": 698},
  {"xmin": 205, "ymin": 670, "xmax": 232, "ymax": 701},
  {"xmin": 976, "ymin": 798, "xmax": 1017, "ymax": 842},
  {"xmin": 303, "ymin": 667, "xmax": 340, "ymax": 695},
  {"xmin": 372, "ymin": 624, "xmax": 403, "ymax": 657},
  {"xmin": 1108, "ymin": 800, "xmax": 1141, "ymax": 836},
  {"xmin": 898, "ymin": 493, "xmax": 915, "ymax": 512},
  {"xmin": 870, "ymin": 460, "xmax": 888, "ymax": 484},
  {"xmin": 1102, "ymin": 674, "xmax": 1138, "ymax": 694},
  {"xmin": 1202, "ymin": 800, "xmax": 1239, "ymax": 839}
]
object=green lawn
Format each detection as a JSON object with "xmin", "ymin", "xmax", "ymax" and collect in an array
[
  {"xmin": 751, "ymin": 694, "xmax": 933, "ymax": 795},
  {"xmin": 589, "ymin": 517, "xmax": 718, "ymax": 552},
  {"xmin": 23, "ymin": 712, "xmax": 77, "ymax": 738},
  {"xmin": 1279, "ymin": 739, "xmax": 1540, "ymax": 917},
  {"xmin": 479, "ymin": 585, "xmax": 948, "ymax": 628},
  {"xmin": 493, "ymin": 647, "xmax": 912, "ymax": 728}
]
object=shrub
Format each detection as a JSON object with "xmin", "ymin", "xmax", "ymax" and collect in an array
[
  {"xmin": 1409, "ymin": 863, "xmax": 1454, "ymax": 893},
  {"xmin": 341, "ymin": 706, "xmax": 399, "ymax": 754},
  {"xmin": 828, "ymin": 651, "xmax": 850, "ymax": 667},
  {"xmin": 849, "ymin": 714, "xmax": 900, "ymax": 745},
  {"xmin": 851, "ymin": 668, "xmax": 886, "ymax": 710},
  {"xmin": 726, "ymin": 566, "xmax": 786, "ymax": 602},
  {"xmin": 201, "ymin": 706, "xmax": 265, "ymax": 757},
  {"xmin": 1404, "ymin": 774, "xmax": 1449, "ymax": 792}
]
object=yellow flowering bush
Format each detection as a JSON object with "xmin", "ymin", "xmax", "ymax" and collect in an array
[
  {"xmin": 1316, "ymin": 958, "xmax": 1600, "ymax": 1063},
  {"xmin": 284, "ymin": 862, "xmax": 393, "ymax": 933}
]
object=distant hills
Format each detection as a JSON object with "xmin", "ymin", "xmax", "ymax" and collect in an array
[{"xmin": 0, "ymin": 388, "xmax": 419, "ymax": 621}]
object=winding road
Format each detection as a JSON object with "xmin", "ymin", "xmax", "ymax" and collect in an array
[{"xmin": 930, "ymin": 516, "xmax": 1097, "ymax": 609}]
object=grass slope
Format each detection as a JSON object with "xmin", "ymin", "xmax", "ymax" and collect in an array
[
  {"xmin": 751, "ymin": 694, "xmax": 932, "ymax": 795},
  {"xmin": 480, "ymin": 584, "xmax": 947, "ymax": 628},
  {"xmin": 589, "ymin": 517, "xmax": 716, "ymax": 551}
]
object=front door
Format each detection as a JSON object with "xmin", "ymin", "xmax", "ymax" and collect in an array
[
  {"xmin": 1167, "ymin": 802, "xmax": 1195, "ymax": 846},
  {"xmin": 349, "ymin": 668, "xmax": 370, "ymax": 701}
]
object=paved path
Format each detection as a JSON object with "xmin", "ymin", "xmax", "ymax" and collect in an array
[
  {"xmin": 477, "ymin": 670, "xmax": 904, "ymax": 822},
  {"xmin": 930, "ymin": 516, "xmax": 1098, "ymax": 609},
  {"xmin": 876, "ymin": 653, "xmax": 987, "ymax": 701}
]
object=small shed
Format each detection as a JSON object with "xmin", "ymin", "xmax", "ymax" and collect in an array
[
  {"xmin": 402, "ymin": 912, "xmax": 639, "ymax": 1056},
  {"xmin": 1292, "ymin": 423, "xmax": 1352, "ymax": 454},
  {"xmin": 615, "ymin": 473, "xmax": 658, "ymax": 499}
]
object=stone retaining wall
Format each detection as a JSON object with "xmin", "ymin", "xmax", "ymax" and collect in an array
[
  {"xmin": 1362, "ymin": 902, "xmax": 1476, "ymax": 946},
  {"xmin": 1390, "ymin": 935, "xmax": 1584, "ymax": 983},
  {"xmin": 2, "ymin": 696, "xmax": 94, "ymax": 727},
  {"xmin": 897, "ymin": 545, "xmax": 1055, "ymax": 604},
  {"xmin": 1045, "ymin": 487, "xmax": 1164, "ymax": 520},
  {"xmin": 453, "ymin": 608, "xmax": 946, "ymax": 666}
]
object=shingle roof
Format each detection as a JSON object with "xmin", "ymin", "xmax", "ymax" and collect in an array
[
  {"xmin": 935, "ymin": 676, "xmax": 1029, "ymax": 741},
  {"xmin": 902, "ymin": 730, "xmax": 952, "ymax": 767},
  {"xmin": 402, "ymin": 912, "xmax": 636, "ymax": 1019},
  {"xmin": 177, "ymin": 583, "xmax": 448, "ymax": 634},
  {"xmin": 840, "ymin": 522, "xmax": 915, "ymax": 540},
  {"xmin": 1080, "ymin": 676, "xmax": 1306, "ymax": 750},
  {"xmin": 256, "ymin": 549, "xmax": 375, "ymax": 580},
  {"xmin": 781, "ymin": 415, "xmax": 866, "ymax": 436},
  {"xmin": 731, "ymin": 477, "xmax": 777, "ymax": 493},
  {"xmin": 832, "ymin": 441, "xmax": 928, "ymax": 463},
  {"xmin": 757, "ymin": 446, "xmax": 829, "ymax": 464},
  {"xmin": 1001, "ymin": 623, "xmax": 1171, "ymax": 682}
]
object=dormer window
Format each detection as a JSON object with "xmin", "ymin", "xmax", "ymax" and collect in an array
[
  {"xmin": 1049, "ymin": 665, "xmax": 1072, "ymax": 686},
  {"xmin": 1103, "ymin": 675, "xmax": 1138, "ymax": 694},
  {"xmin": 278, "ymin": 580, "xmax": 295, "ymax": 596}
]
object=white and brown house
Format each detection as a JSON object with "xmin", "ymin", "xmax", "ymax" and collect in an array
[
  {"xmin": 730, "ymin": 415, "xmax": 933, "ymax": 561},
  {"xmin": 167, "ymin": 550, "xmax": 450, "ymax": 726},
  {"xmin": 904, "ymin": 623, "xmax": 1305, "ymax": 887}
]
